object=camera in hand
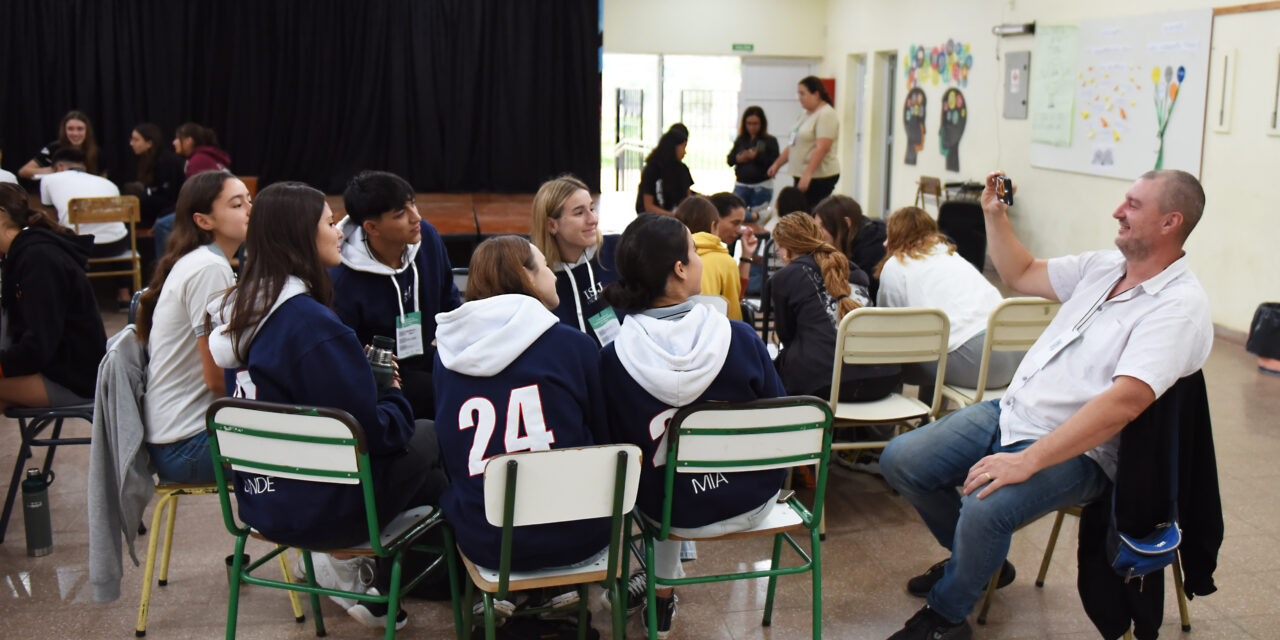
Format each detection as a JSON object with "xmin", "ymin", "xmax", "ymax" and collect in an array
[{"xmin": 996, "ymin": 176, "xmax": 1014, "ymax": 206}]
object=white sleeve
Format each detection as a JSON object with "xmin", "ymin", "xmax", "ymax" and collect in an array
[
  {"xmin": 183, "ymin": 261, "xmax": 235, "ymax": 337},
  {"xmin": 1047, "ymin": 251, "xmax": 1114, "ymax": 303}
]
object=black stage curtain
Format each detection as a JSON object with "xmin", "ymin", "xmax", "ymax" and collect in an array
[{"xmin": 0, "ymin": 0, "xmax": 600, "ymax": 193}]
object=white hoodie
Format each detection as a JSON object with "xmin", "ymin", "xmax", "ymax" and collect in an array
[
  {"xmin": 206, "ymin": 276, "xmax": 310, "ymax": 369},
  {"xmin": 614, "ymin": 303, "xmax": 733, "ymax": 407},
  {"xmin": 435, "ymin": 294, "xmax": 559, "ymax": 377}
]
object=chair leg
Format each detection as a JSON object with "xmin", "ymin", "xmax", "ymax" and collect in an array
[
  {"xmin": 1173, "ymin": 552, "xmax": 1190, "ymax": 631},
  {"xmin": 975, "ymin": 571, "xmax": 1000, "ymax": 625},
  {"xmin": 158, "ymin": 494, "xmax": 180, "ymax": 586},
  {"xmin": 276, "ymin": 549, "xmax": 305, "ymax": 623},
  {"xmin": 136, "ymin": 491, "xmax": 173, "ymax": 637},
  {"xmin": 482, "ymin": 593, "xmax": 498, "ymax": 640},
  {"xmin": 301, "ymin": 551, "xmax": 326, "ymax": 637},
  {"xmin": 576, "ymin": 584, "xmax": 590, "ymax": 640},
  {"xmin": 0, "ymin": 425, "xmax": 35, "ymax": 542},
  {"xmin": 1036, "ymin": 510, "xmax": 1068, "ymax": 587},
  {"xmin": 818, "ymin": 509, "xmax": 826, "ymax": 541},
  {"xmin": 385, "ymin": 552, "xmax": 404, "ymax": 640},
  {"xmin": 610, "ymin": 581, "xmax": 626, "ymax": 640},
  {"xmin": 762, "ymin": 533, "xmax": 784, "ymax": 626},
  {"xmin": 225, "ymin": 537, "xmax": 248, "ymax": 640},
  {"xmin": 645, "ymin": 537, "xmax": 659, "ymax": 640},
  {"xmin": 442, "ymin": 528, "xmax": 464, "ymax": 640},
  {"xmin": 810, "ymin": 529, "xmax": 823, "ymax": 640}
]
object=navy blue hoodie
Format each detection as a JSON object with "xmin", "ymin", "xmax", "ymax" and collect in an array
[
  {"xmin": 550, "ymin": 234, "xmax": 623, "ymax": 346},
  {"xmin": 600, "ymin": 303, "xmax": 786, "ymax": 529},
  {"xmin": 208, "ymin": 278, "xmax": 416, "ymax": 548},
  {"xmin": 433, "ymin": 294, "xmax": 610, "ymax": 570},
  {"xmin": 329, "ymin": 218, "xmax": 460, "ymax": 417}
]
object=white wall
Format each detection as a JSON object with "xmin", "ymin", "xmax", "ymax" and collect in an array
[
  {"xmin": 603, "ymin": 0, "xmax": 828, "ymax": 57},
  {"xmin": 821, "ymin": 0, "xmax": 1280, "ymax": 333}
]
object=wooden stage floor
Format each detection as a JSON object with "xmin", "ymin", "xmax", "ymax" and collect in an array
[{"xmin": 326, "ymin": 192, "xmax": 538, "ymax": 237}]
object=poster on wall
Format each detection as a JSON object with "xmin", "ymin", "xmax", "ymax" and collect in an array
[
  {"xmin": 1030, "ymin": 26, "xmax": 1079, "ymax": 145},
  {"xmin": 903, "ymin": 88, "xmax": 926, "ymax": 165},
  {"xmin": 1029, "ymin": 9, "xmax": 1212, "ymax": 179},
  {"xmin": 903, "ymin": 39, "xmax": 973, "ymax": 169},
  {"xmin": 940, "ymin": 88, "xmax": 967, "ymax": 172}
]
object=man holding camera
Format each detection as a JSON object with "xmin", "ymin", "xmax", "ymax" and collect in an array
[{"xmin": 880, "ymin": 169, "xmax": 1213, "ymax": 640}]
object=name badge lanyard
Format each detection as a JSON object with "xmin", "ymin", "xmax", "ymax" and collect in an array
[
  {"xmin": 563, "ymin": 259, "xmax": 620, "ymax": 346},
  {"xmin": 1011, "ymin": 273, "xmax": 1124, "ymax": 394},
  {"xmin": 388, "ymin": 265, "xmax": 425, "ymax": 358}
]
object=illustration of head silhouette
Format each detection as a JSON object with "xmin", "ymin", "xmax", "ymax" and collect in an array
[
  {"xmin": 939, "ymin": 88, "xmax": 966, "ymax": 172},
  {"xmin": 903, "ymin": 88, "xmax": 926, "ymax": 165}
]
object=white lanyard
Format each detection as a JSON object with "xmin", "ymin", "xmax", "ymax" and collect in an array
[
  {"xmin": 561, "ymin": 259, "xmax": 598, "ymax": 333},
  {"xmin": 387, "ymin": 263, "xmax": 421, "ymax": 321}
]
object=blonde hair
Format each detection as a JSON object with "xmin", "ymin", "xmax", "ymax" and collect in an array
[
  {"xmin": 876, "ymin": 206, "xmax": 955, "ymax": 278},
  {"xmin": 530, "ymin": 174, "xmax": 599, "ymax": 265},
  {"xmin": 772, "ymin": 213, "xmax": 859, "ymax": 318}
]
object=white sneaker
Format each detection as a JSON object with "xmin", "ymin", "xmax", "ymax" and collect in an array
[{"xmin": 301, "ymin": 553, "xmax": 375, "ymax": 611}]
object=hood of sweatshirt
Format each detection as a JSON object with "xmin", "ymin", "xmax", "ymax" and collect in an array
[
  {"xmin": 207, "ymin": 276, "xmax": 310, "ymax": 368},
  {"xmin": 551, "ymin": 243, "xmax": 598, "ymax": 273},
  {"xmin": 190, "ymin": 145, "xmax": 231, "ymax": 168},
  {"xmin": 435, "ymin": 294, "xmax": 558, "ymax": 377},
  {"xmin": 336, "ymin": 216, "xmax": 422, "ymax": 275},
  {"xmin": 7, "ymin": 227, "xmax": 94, "ymax": 271},
  {"xmin": 614, "ymin": 303, "xmax": 732, "ymax": 407},
  {"xmin": 693, "ymin": 231, "xmax": 730, "ymax": 256}
]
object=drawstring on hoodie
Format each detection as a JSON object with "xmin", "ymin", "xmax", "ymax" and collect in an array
[
  {"xmin": 388, "ymin": 260, "xmax": 421, "ymax": 320},
  {"xmin": 561, "ymin": 260, "xmax": 598, "ymax": 334}
]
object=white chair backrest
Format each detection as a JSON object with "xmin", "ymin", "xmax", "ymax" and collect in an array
[
  {"xmin": 689, "ymin": 294, "xmax": 729, "ymax": 315},
  {"xmin": 482, "ymin": 444, "xmax": 642, "ymax": 528},
  {"xmin": 674, "ymin": 401, "xmax": 830, "ymax": 474},
  {"xmin": 208, "ymin": 404, "xmax": 361, "ymax": 484},
  {"xmin": 836, "ymin": 307, "xmax": 950, "ymax": 366},
  {"xmin": 987, "ymin": 297, "xmax": 1061, "ymax": 352}
]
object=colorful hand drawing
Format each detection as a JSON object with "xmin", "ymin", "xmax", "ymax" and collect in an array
[
  {"xmin": 939, "ymin": 88, "xmax": 966, "ymax": 172},
  {"xmin": 903, "ymin": 88, "xmax": 927, "ymax": 165},
  {"xmin": 1152, "ymin": 65, "xmax": 1185, "ymax": 170},
  {"xmin": 905, "ymin": 40, "xmax": 973, "ymax": 89},
  {"xmin": 1076, "ymin": 64, "xmax": 1139, "ymax": 166}
]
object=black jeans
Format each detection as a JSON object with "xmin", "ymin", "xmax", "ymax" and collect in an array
[{"xmin": 795, "ymin": 174, "xmax": 840, "ymax": 209}]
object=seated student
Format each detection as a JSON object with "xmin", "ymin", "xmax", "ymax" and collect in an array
[
  {"xmin": 673, "ymin": 195, "xmax": 742, "ymax": 320},
  {"xmin": 530, "ymin": 174, "xmax": 622, "ymax": 346},
  {"xmin": 122, "ymin": 123, "xmax": 186, "ymax": 228},
  {"xmin": 769, "ymin": 213, "xmax": 898, "ymax": 401},
  {"xmin": 330, "ymin": 170, "xmax": 460, "ymax": 419},
  {"xmin": 433, "ymin": 235, "xmax": 609, "ymax": 615},
  {"xmin": 40, "ymin": 147, "xmax": 132, "ymax": 310},
  {"xmin": 135, "ymin": 171, "xmax": 248, "ymax": 484},
  {"xmin": 876, "ymin": 206, "xmax": 1018, "ymax": 391},
  {"xmin": 710, "ymin": 192, "xmax": 764, "ymax": 297},
  {"xmin": 812, "ymin": 194, "xmax": 887, "ymax": 298},
  {"xmin": 20, "ymin": 110, "xmax": 105, "ymax": 179},
  {"xmin": 173, "ymin": 122, "xmax": 230, "ymax": 179},
  {"xmin": 599, "ymin": 213, "xmax": 786, "ymax": 639},
  {"xmin": 0, "ymin": 183, "xmax": 106, "ymax": 411},
  {"xmin": 208, "ymin": 182, "xmax": 447, "ymax": 630},
  {"xmin": 774, "ymin": 185, "xmax": 810, "ymax": 217}
]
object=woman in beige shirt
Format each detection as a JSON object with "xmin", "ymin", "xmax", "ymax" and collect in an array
[{"xmin": 768, "ymin": 76, "xmax": 839, "ymax": 209}]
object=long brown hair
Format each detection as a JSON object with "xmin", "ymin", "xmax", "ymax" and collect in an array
[
  {"xmin": 58, "ymin": 110, "xmax": 100, "ymax": 175},
  {"xmin": 811, "ymin": 194, "xmax": 866, "ymax": 259},
  {"xmin": 136, "ymin": 170, "xmax": 235, "ymax": 342},
  {"xmin": 0, "ymin": 184, "xmax": 69, "ymax": 235},
  {"xmin": 673, "ymin": 195, "xmax": 717, "ymax": 235},
  {"xmin": 132, "ymin": 123, "xmax": 166, "ymax": 186},
  {"xmin": 465, "ymin": 236, "xmax": 539, "ymax": 302},
  {"xmin": 772, "ymin": 213, "xmax": 858, "ymax": 318},
  {"xmin": 875, "ymin": 206, "xmax": 955, "ymax": 278},
  {"xmin": 224, "ymin": 182, "xmax": 331, "ymax": 362}
]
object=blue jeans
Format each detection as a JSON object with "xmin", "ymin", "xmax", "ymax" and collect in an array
[
  {"xmin": 732, "ymin": 183, "xmax": 772, "ymax": 222},
  {"xmin": 880, "ymin": 400, "xmax": 1109, "ymax": 622},
  {"xmin": 153, "ymin": 212, "xmax": 175, "ymax": 256},
  {"xmin": 148, "ymin": 430, "xmax": 215, "ymax": 484}
]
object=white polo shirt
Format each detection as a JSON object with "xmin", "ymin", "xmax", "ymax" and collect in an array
[
  {"xmin": 998, "ymin": 250, "xmax": 1212, "ymax": 479},
  {"xmin": 39, "ymin": 169, "xmax": 127, "ymax": 244}
]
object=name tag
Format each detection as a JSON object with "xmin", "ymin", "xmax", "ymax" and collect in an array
[
  {"xmin": 396, "ymin": 311, "xmax": 425, "ymax": 358},
  {"xmin": 788, "ymin": 130, "xmax": 798, "ymax": 147},
  {"xmin": 588, "ymin": 306, "xmax": 621, "ymax": 346}
]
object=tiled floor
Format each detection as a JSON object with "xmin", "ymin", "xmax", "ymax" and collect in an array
[{"xmin": 2, "ymin": 305, "xmax": 1278, "ymax": 639}]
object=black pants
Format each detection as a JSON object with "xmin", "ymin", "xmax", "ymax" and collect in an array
[
  {"xmin": 795, "ymin": 174, "xmax": 840, "ymax": 209},
  {"xmin": 374, "ymin": 419, "xmax": 453, "ymax": 599}
]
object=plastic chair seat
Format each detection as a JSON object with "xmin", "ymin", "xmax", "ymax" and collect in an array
[
  {"xmin": 5, "ymin": 403, "xmax": 94, "ymax": 419},
  {"xmin": 833, "ymin": 394, "xmax": 931, "ymax": 423},
  {"xmin": 940, "ymin": 385, "xmax": 1007, "ymax": 407},
  {"xmin": 460, "ymin": 545, "xmax": 614, "ymax": 593},
  {"xmin": 667, "ymin": 502, "xmax": 804, "ymax": 541}
]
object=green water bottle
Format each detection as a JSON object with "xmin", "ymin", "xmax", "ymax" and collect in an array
[{"xmin": 21, "ymin": 468, "xmax": 53, "ymax": 557}]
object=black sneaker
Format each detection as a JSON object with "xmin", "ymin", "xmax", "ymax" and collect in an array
[
  {"xmin": 603, "ymin": 571, "xmax": 646, "ymax": 616},
  {"xmin": 886, "ymin": 605, "xmax": 972, "ymax": 640},
  {"xmin": 347, "ymin": 588, "xmax": 409, "ymax": 630},
  {"xmin": 642, "ymin": 593, "xmax": 677, "ymax": 640},
  {"xmin": 906, "ymin": 558, "xmax": 1016, "ymax": 597}
]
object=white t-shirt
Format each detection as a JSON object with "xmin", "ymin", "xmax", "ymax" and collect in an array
[
  {"xmin": 998, "ymin": 251, "xmax": 1212, "ymax": 479},
  {"xmin": 0, "ymin": 169, "xmax": 17, "ymax": 185},
  {"xmin": 877, "ymin": 242, "xmax": 1004, "ymax": 351},
  {"xmin": 788, "ymin": 102, "xmax": 840, "ymax": 179},
  {"xmin": 144, "ymin": 245, "xmax": 236, "ymax": 444},
  {"xmin": 39, "ymin": 169, "xmax": 127, "ymax": 244}
]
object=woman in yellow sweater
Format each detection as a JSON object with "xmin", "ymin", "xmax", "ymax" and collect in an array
[{"xmin": 673, "ymin": 196, "xmax": 742, "ymax": 320}]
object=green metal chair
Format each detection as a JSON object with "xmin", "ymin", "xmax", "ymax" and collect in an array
[
  {"xmin": 459, "ymin": 444, "xmax": 643, "ymax": 640},
  {"xmin": 205, "ymin": 397, "xmax": 462, "ymax": 640},
  {"xmin": 626, "ymin": 396, "xmax": 834, "ymax": 640}
]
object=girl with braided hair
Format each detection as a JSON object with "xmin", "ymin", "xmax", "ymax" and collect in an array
[{"xmin": 769, "ymin": 212, "xmax": 899, "ymax": 400}]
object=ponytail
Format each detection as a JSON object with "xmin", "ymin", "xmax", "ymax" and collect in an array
[{"xmin": 773, "ymin": 213, "xmax": 859, "ymax": 318}]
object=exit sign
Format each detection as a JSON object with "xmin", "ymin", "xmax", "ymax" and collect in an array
[{"xmin": 732, "ymin": 43, "xmax": 754, "ymax": 52}]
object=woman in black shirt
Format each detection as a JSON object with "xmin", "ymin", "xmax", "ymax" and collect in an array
[{"xmin": 726, "ymin": 106, "xmax": 779, "ymax": 222}]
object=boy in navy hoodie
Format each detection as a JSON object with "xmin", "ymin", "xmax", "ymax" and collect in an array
[{"xmin": 330, "ymin": 171, "xmax": 461, "ymax": 418}]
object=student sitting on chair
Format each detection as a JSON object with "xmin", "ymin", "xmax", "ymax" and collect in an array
[
  {"xmin": 599, "ymin": 213, "xmax": 786, "ymax": 639},
  {"xmin": 0, "ymin": 183, "xmax": 106, "ymax": 411},
  {"xmin": 330, "ymin": 170, "xmax": 460, "ymax": 419},
  {"xmin": 135, "ymin": 171, "xmax": 249, "ymax": 484},
  {"xmin": 673, "ymin": 195, "xmax": 742, "ymax": 320},
  {"xmin": 433, "ymin": 235, "xmax": 610, "ymax": 618},
  {"xmin": 208, "ymin": 182, "xmax": 448, "ymax": 631}
]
